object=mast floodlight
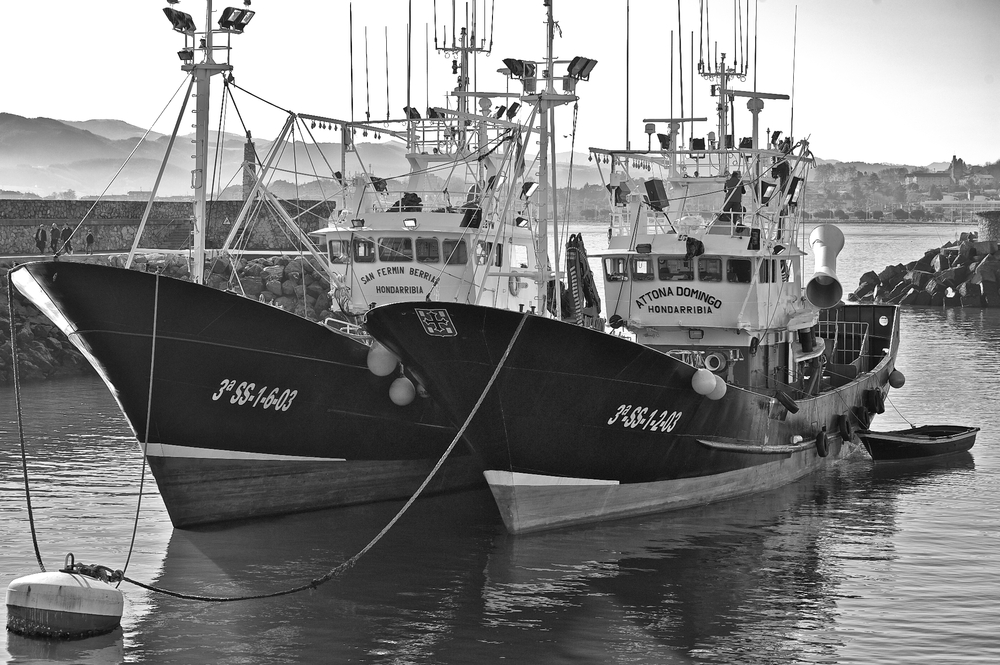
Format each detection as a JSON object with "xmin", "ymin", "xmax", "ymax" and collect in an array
[
  {"xmin": 505, "ymin": 102, "xmax": 520, "ymax": 119},
  {"xmin": 163, "ymin": 7, "xmax": 197, "ymax": 34},
  {"xmin": 219, "ymin": 7, "xmax": 255, "ymax": 33},
  {"xmin": 177, "ymin": 49, "xmax": 195, "ymax": 62},
  {"xmin": 567, "ymin": 57, "xmax": 597, "ymax": 80},
  {"xmin": 502, "ymin": 58, "xmax": 535, "ymax": 79},
  {"xmin": 521, "ymin": 182, "xmax": 539, "ymax": 199}
]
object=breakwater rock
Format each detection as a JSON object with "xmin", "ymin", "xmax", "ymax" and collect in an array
[
  {"xmin": 1, "ymin": 263, "xmax": 90, "ymax": 383},
  {"xmin": 2, "ymin": 253, "xmax": 336, "ymax": 384},
  {"xmin": 848, "ymin": 231, "xmax": 1000, "ymax": 307}
]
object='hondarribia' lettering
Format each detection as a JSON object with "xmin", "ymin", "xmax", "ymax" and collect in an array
[{"xmin": 635, "ymin": 286, "xmax": 723, "ymax": 314}]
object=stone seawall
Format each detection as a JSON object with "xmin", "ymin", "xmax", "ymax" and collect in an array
[{"xmin": 0, "ymin": 199, "xmax": 337, "ymax": 255}]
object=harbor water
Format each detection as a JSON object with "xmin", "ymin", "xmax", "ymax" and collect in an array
[{"xmin": 2, "ymin": 223, "xmax": 998, "ymax": 664}]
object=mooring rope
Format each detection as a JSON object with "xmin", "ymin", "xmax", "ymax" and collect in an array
[
  {"xmin": 6, "ymin": 273, "xmax": 46, "ymax": 572},
  {"xmin": 117, "ymin": 275, "xmax": 162, "ymax": 585},
  {"xmin": 118, "ymin": 310, "xmax": 533, "ymax": 602}
]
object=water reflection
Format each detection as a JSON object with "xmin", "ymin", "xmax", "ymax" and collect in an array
[
  {"xmin": 5, "ymin": 628, "xmax": 124, "ymax": 665},
  {"xmin": 117, "ymin": 448, "xmax": 979, "ymax": 664}
]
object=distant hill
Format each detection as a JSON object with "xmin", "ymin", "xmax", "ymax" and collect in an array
[
  {"xmin": 0, "ymin": 112, "xmax": 954, "ymax": 197},
  {"xmin": 60, "ymin": 119, "xmax": 166, "ymax": 142}
]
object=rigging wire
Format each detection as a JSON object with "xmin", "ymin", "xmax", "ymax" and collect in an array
[{"xmin": 58, "ymin": 75, "xmax": 192, "ymax": 255}]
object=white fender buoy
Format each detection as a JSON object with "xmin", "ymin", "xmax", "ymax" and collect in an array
[
  {"xmin": 691, "ymin": 368, "xmax": 716, "ymax": 395},
  {"xmin": 389, "ymin": 377, "xmax": 416, "ymax": 406},
  {"xmin": 707, "ymin": 375, "xmax": 727, "ymax": 400},
  {"xmin": 888, "ymin": 369, "xmax": 905, "ymax": 389},
  {"xmin": 6, "ymin": 570, "xmax": 123, "ymax": 639},
  {"xmin": 366, "ymin": 342, "xmax": 398, "ymax": 377}
]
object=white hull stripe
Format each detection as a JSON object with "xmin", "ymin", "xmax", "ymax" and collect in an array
[
  {"xmin": 141, "ymin": 442, "xmax": 343, "ymax": 462},
  {"xmin": 483, "ymin": 470, "xmax": 619, "ymax": 487}
]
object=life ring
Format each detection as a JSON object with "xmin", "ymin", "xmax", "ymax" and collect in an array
[
  {"xmin": 776, "ymin": 390, "xmax": 800, "ymax": 414},
  {"xmin": 509, "ymin": 275, "xmax": 522, "ymax": 296},
  {"xmin": 704, "ymin": 352, "xmax": 727, "ymax": 373},
  {"xmin": 815, "ymin": 429, "xmax": 829, "ymax": 457},
  {"xmin": 838, "ymin": 413, "xmax": 855, "ymax": 440}
]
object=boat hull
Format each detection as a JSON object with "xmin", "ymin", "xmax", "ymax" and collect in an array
[
  {"xmin": 365, "ymin": 302, "xmax": 898, "ymax": 533},
  {"xmin": 859, "ymin": 425, "xmax": 979, "ymax": 462},
  {"xmin": 11, "ymin": 262, "xmax": 479, "ymax": 528}
]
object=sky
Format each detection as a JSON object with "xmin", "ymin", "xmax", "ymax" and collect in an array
[{"xmin": 4, "ymin": 0, "xmax": 1000, "ymax": 167}]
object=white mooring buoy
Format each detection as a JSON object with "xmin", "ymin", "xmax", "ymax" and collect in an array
[{"xmin": 6, "ymin": 557, "xmax": 124, "ymax": 639}]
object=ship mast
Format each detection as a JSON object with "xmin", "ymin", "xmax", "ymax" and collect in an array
[
  {"xmin": 159, "ymin": 1, "xmax": 252, "ymax": 283},
  {"xmin": 502, "ymin": 0, "xmax": 595, "ymax": 316},
  {"xmin": 187, "ymin": 1, "xmax": 236, "ymax": 284}
]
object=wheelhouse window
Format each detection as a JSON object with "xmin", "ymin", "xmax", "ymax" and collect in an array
[
  {"xmin": 328, "ymin": 239, "xmax": 349, "ymax": 264},
  {"xmin": 604, "ymin": 257, "xmax": 629, "ymax": 281},
  {"xmin": 632, "ymin": 256, "xmax": 654, "ymax": 281},
  {"xmin": 727, "ymin": 258, "xmax": 753, "ymax": 283},
  {"xmin": 353, "ymin": 237, "xmax": 375, "ymax": 263},
  {"xmin": 657, "ymin": 256, "xmax": 694, "ymax": 281},
  {"xmin": 698, "ymin": 257, "xmax": 722, "ymax": 281},
  {"xmin": 759, "ymin": 258, "xmax": 778, "ymax": 283},
  {"xmin": 416, "ymin": 237, "xmax": 439, "ymax": 263},
  {"xmin": 378, "ymin": 237, "xmax": 413, "ymax": 262},
  {"xmin": 510, "ymin": 243, "xmax": 530, "ymax": 269},
  {"xmin": 443, "ymin": 239, "xmax": 468, "ymax": 265},
  {"xmin": 475, "ymin": 240, "xmax": 503, "ymax": 267}
]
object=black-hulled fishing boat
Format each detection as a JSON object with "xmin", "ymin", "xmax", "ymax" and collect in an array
[
  {"xmin": 859, "ymin": 425, "xmax": 979, "ymax": 462},
  {"xmin": 364, "ymin": 3, "xmax": 906, "ymax": 533},
  {"xmin": 10, "ymin": 0, "xmax": 557, "ymax": 527}
]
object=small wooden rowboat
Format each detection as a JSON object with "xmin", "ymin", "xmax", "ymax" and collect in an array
[{"xmin": 858, "ymin": 425, "xmax": 979, "ymax": 462}]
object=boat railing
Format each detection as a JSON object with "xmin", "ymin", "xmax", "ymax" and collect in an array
[{"xmin": 818, "ymin": 320, "xmax": 870, "ymax": 370}]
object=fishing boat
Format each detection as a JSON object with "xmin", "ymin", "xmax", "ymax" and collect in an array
[
  {"xmin": 9, "ymin": 0, "xmax": 552, "ymax": 528},
  {"xmin": 858, "ymin": 425, "xmax": 979, "ymax": 462},
  {"xmin": 364, "ymin": 4, "xmax": 907, "ymax": 533}
]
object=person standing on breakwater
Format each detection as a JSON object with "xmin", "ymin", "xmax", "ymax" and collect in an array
[
  {"xmin": 60, "ymin": 223, "xmax": 73, "ymax": 254},
  {"xmin": 85, "ymin": 229, "xmax": 95, "ymax": 254},
  {"xmin": 49, "ymin": 222, "xmax": 60, "ymax": 253},
  {"xmin": 33, "ymin": 224, "xmax": 47, "ymax": 254}
]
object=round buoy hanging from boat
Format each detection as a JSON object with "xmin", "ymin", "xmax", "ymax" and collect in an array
[
  {"xmin": 6, "ymin": 560, "xmax": 123, "ymax": 639},
  {"xmin": 691, "ymin": 368, "xmax": 716, "ymax": 395},
  {"xmin": 707, "ymin": 375, "xmax": 727, "ymax": 400},
  {"xmin": 389, "ymin": 377, "xmax": 416, "ymax": 406},
  {"xmin": 888, "ymin": 369, "xmax": 906, "ymax": 389},
  {"xmin": 367, "ymin": 342, "xmax": 398, "ymax": 377}
]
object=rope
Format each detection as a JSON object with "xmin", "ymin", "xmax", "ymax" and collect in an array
[
  {"xmin": 6, "ymin": 273, "xmax": 46, "ymax": 572},
  {"xmin": 118, "ymin": 310, "xmax": 533, "ymax": 602},
  {"xmin": 117, "ymin": 275, "xmax": 161, "ymax": 585}
]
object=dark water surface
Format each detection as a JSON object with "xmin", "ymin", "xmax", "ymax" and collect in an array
[{"xmin": 2, "ymin": 223, "xmax": 998, "ymax": 663}]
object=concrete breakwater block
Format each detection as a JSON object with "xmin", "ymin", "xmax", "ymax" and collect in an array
[
  {"xmin": 849, "ymin": 230, "xmax": 1000, "ymax": 308},
  {"xmin": 6, "ymin": 571, "xmax": 124, "ymax": 639}
]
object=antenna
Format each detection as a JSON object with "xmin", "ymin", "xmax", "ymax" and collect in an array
[
  {"xmin": 407, "ymin": 1, "xmax": 412, "ymax": 119},
  {"xmin": 350, "ymin": 4, "xmax": 355, "ymax": 124},
  {"xmin": 678, "ymin": 1, "xmax": 684, "ymax": 146},
  {"xmin": 626, "ymin": 0, "xmax": 630, "ymax": 150},
  {"xmin": 384, "ymin": 26, "xmax": 390, "ymax": 121},
  {"xmin": 364, "ymin": 27, "xmax": 371, "ymax": 124},
  {"xmin": 790, "ymin": 5, "xmax": 797, "ymax": 139}
]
